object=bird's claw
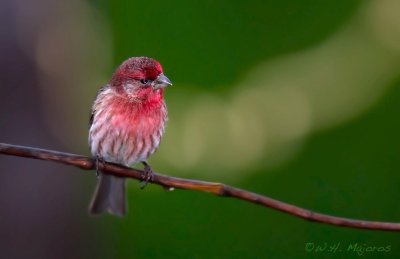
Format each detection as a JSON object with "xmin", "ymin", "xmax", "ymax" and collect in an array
[
  {"xmin": 140, "ymin": 162, "xmax": 154, "ymax": 189},
  {"xmin": 95, "ymin": 156, "xmax": 105, "ymax": 179}
]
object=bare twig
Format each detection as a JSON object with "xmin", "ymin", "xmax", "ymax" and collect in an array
[{"xmin": 0, "ymin": 142, "xmax": 399, "ymax": 232}]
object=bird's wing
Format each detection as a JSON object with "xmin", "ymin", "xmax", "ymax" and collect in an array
[{"xmin": 89, "ymin": 85, "xmax": 109, "ymax": 128}]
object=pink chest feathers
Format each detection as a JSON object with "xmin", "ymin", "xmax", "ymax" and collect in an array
[{"xmin": 90, "ymin": 92, "xmax": 167, "ymax": 166}]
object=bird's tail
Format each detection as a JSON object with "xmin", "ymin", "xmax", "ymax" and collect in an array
[{"xmin": 89, "ymin": 174, "xmax": 126, "ymax": 217}]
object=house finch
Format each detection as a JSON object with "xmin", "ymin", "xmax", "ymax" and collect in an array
[{"xmin": 88, "ymin": 57, "xmax": 172, "ymax": 216}]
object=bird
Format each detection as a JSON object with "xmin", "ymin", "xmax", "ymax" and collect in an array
[{"xmin": 88, "ymin": 57, "xmax": 172, "ymax": 216}]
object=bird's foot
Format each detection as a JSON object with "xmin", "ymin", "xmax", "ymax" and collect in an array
[
  {"xmin": 95, "ymin": 156, "xmax": 105, "ymax": 178},
  {"xmin": 140, "ymin": 161, "xmax": 154, "ymax": 189}
]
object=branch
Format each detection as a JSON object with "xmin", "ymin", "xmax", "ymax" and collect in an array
[{"xmin": 0, "ymin": 143, "xmax": 399, "ymax": 232}]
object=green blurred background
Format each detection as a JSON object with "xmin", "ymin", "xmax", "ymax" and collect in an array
[{"xmin": 1, "ymin": 0, "xmax": 400, "ymax": 258}]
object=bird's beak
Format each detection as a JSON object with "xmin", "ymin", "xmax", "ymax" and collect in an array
[{"xmin": 152, "ymin": 74, "xmax": 172, "ymax": 90}]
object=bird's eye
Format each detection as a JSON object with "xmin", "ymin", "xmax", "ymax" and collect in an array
[{"xmin": 140, "ymin": 79, "xmax": 150, "ymax": 85}]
